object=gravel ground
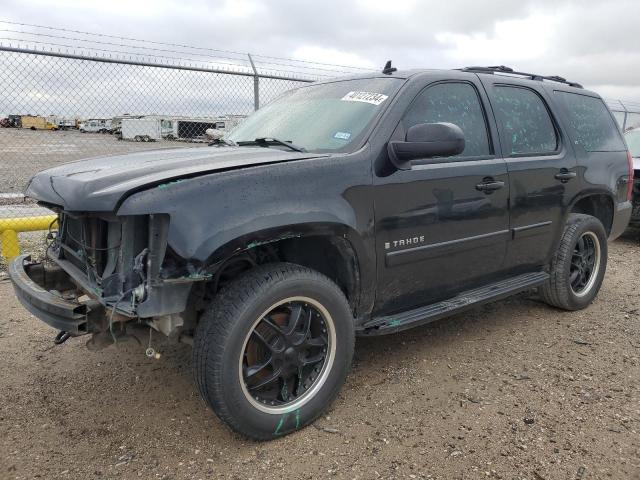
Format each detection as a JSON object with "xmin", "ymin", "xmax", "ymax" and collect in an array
[
  {"xmin": 0, "ymin": 129, "xmax": 202, "ymax": 193},
  {"xmin": 1, "ymin": 232, "xmax": 639, "ymax": 480}
]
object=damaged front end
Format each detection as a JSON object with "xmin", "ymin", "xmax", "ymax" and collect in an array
[{"xmin": 9, "ymin": 210, "xmax": 205, "ymax": 349}]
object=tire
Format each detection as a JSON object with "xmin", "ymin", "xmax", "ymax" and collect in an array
[
  {"xmin": 193, "ymin": 263, "xmax": 355, "ymax": 440},
  {"xmin": 540, "ymin": 213, "xmax": 607, "ymax": 310}
]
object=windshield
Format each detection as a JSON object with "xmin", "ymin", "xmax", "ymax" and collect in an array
[
  {"xmin": 625, "ymin": 129, "xmax": 640, "ymax": 157},
  {"xmin": 228, "ymin": 78, "xmax": 403, "ymax": 153}
]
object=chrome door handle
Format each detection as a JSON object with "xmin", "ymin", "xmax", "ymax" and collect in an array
[
  {"xmin": 475, "ymin": 180, "xmax": 505, "ymax": 192},
  {"xmin": 555, "ymin": 169, "xmax": 577, "ymax": 183}
]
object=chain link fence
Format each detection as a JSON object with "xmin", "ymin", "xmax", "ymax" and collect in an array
[{"xmin": 0, "ymin": 43, "xmax": 351, "ymax": 265}]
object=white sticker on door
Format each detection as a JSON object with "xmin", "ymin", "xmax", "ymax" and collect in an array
[{"xmin": 340, "ymin": 91, "xmax": 389, "ymax": 106}]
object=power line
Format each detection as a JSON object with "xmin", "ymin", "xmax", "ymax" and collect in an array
[{"xmin": 0, "ymin": 20, "xmax": 371, "ymax": 71}]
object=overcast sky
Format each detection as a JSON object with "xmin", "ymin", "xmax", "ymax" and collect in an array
[{"xmin": 2, "ymin": 0, "xmax": 640, "ymax": 101}]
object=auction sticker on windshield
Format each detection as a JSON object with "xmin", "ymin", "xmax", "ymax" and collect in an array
[
  {"xmin": 341, "ymin": 91, "xmax": 389, "ymax": 106},
  {"xmin": 334, "ymin": 131, "xmax": 352, "ymax": 140}
]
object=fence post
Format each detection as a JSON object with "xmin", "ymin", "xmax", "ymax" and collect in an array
[
  {"xmin": 248, "ymin": 53, "xmax": 259, "ymax": 111},
  {"xmin": 1, "ymin": 229, "xmax": 20, "ymax": 260}
]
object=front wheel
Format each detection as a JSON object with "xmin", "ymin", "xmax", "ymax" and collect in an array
[
  {"xmin": 540, "ymin": 213, "xmax": 607, "ymax": 310},
  {"xmin": 193, "ymin": 263, "xmax": 355, "ymax": 440}
]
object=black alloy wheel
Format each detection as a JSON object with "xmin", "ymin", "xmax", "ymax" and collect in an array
[
  {"xmin": 569, "ymin": 231, "xmax": 601, "ymax": 296},
  {"xmin": 240, "ymin": 300, "xmax": 332, "ymax": 412}
]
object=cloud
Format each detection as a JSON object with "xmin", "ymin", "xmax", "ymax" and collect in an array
[
  {"xmin": 435, "ymin": 13, "xmax": 559, "ymax": 64},
  {"xmin": 291, "ymin": 46, "xmax": 376, "ymax": 70},
  {"xmin": 1, "ymin": 0, "xmax": 639, "ymax": 101}
]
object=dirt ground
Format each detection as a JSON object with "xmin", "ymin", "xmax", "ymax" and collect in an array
[{"xmin": 1, "ymin": 234, "xmax": 639, "ymax": 480}]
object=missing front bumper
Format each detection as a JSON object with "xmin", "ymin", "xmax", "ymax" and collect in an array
[{"xmin": 8, "ymin": 255, "xmax": 101, "ymax": 336}]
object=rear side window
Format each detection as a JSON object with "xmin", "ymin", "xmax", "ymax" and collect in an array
[
  {"xmin": 492, "ymin": 86, "xmax": 558, "ymax": 155},
  {"xmin": 555, "ymin": 92, "xmax": 625, "ymax": 152},
  {"xmin": 404, "ymin": 82, "xmax": 491, "ymax": 158}
]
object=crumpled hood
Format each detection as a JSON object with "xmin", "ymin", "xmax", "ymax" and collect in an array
[{"xmin": 26, "ymin": 146, "xmax": 326, "ymax": 211}]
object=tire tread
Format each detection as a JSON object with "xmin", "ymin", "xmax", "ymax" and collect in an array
[{"xmin": 540, "ymin": 213, "xmax": 606, "ymax": 310}]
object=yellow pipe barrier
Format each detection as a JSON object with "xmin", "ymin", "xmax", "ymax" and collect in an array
[{"xmin": 0, "ymin": 215, "xmax": 58, "ymax": 260}]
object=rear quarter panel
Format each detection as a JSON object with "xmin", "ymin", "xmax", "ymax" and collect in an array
[{"xmin": 543, "ymin": 84, "xmax": 630, "ymax": 235}]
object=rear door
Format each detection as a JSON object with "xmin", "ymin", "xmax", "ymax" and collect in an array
[
  {"xmin": 479, "ymin": 77, "xmax": 580, "ymax": 271},
  {"xmin": 374, "ymin": 75, "xmax": 510, "ymax": 314}
]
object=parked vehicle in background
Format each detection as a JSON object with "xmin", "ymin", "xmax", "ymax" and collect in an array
[
  {"xmin": 118, "ymin": 115, "xmax": 247, "ymax": 141},
  {"xmin": 110, "ymin": 115, "xmax": 142, "ymax": 136},
  {"xmin": 21, "ymin": 115, "xmax": 58, "ymax": 131},
  {"xmin": 120, "ymin": 117, "xmax": 174, "ymax": 141},
  {"xmin": 210, "ymin": 114, "xmax": 246, "ymax": 133},
  {"xmin": 173, "ymin": 116, "xmax": 244, "ymax": 139},
  {"xmin": 9, "ymin": 64, "xmax": 633, "ymax": 440},
  {"xmin": 624, "ymin": 127, "xmax": 640, "ymax": 224},
  {"xmin": 79, "ymin": 119, "xmax": 111, "ymax": 133},
  {"xmin": 56, "ymin": 118, "xmax": 77, "ymax": 130},
  {"xmin": 7, "ymin": 115, "xmax": 22, "ymax": 128}
]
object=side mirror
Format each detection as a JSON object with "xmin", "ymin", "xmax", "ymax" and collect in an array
[{"xmin": 387, "ymin": 122, "xmax": 465, "ymax": 170}]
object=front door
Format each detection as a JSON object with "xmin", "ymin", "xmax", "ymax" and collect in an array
[{"xmin": 374, "ymin": 77, "xmax": 509, "ymax": 314}]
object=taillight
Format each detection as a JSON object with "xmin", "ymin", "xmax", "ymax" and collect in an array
[{"xmin": 627, "ymin": 151, "xmax": 634, "ymax": 202}]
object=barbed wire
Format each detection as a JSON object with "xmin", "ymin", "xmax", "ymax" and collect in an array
[
  {"xmin": 0, "ymin": 20, "xmax": 372, "ymax": 71},
  {"xmin": 0, "ymin": 39, "xmax": 339, "ymax": 79},
  {"xmin": 0, "ymin": 29, "xmax": 362, "ymax": 75}
]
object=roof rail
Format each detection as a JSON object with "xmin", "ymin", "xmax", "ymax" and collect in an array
[{"xmin": 461, "ymin": 65, "xmax": 583, "ymax": 89}]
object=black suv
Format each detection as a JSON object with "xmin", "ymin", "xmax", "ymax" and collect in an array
[{"xmin": 9, "ymin": 64, "xmax": 633, "ymax": 439}]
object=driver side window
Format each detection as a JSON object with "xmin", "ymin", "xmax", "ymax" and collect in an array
[{"xmin": 404, "ymin": 82, "xmax": 492, "ymax": 158}]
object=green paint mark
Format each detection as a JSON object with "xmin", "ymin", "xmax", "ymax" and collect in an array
[
  {"xmin": 274, "ymin": 414, "xmax": 287, "ymax": 436},
  {"xmin": 246, "ymin": 234, "xmax": 302, "ymax": 250},
  {"xmin": 388, "ymin": 319, "xmax": 402, "ymax": 327},
  {"xmin": 187, "ymin": 271, "xmax": 212, "ymax": 280},
  {"xmin": 295, "ymin": 409, "xmax": 300, "ymax": 429},
  {"xmin": 157, "ymin": 179, "xmax": 185, "ymax": 189}
]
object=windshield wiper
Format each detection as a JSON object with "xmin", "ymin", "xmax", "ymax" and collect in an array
[{"xmin": 237, "ymin": 137, "xmax": 307, "ymax": 153}]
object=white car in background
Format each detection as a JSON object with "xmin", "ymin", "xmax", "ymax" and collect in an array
[{"xmin": 79, "ymin": 119, "xmax": 111, "ymax": 133}]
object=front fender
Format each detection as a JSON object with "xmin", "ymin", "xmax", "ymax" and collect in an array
[
  {"xmin": 116, "ymin": 154, "xmax": 377, "ymax": 312},
  {"xmin": 118, "ymin": 162, "xmax": 365, "ymax": 261}
]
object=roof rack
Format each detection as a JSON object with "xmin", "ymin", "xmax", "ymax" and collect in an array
[{"xmin": 461, "ymin": 65, "xmax": 583, "ymax": 89}]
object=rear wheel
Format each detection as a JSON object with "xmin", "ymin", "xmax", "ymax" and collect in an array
[
  {"xmin": 540, "ymin": 213, "xmax": 607, "ymax": 310},
  {"xmin": 193, "ymin": 263, "xmax": 354, "ymax": 440}
]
